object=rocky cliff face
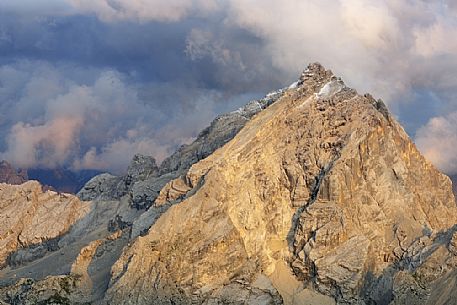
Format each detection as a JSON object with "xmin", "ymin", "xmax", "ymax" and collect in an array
[
  {"xmin": 1, "ymin": 63, "xmax": 457, "ymax": 305},
  {"xmin": 105, "ymin": 64, "xmax": 457, "ymax": 305},
  {"xmin": 0, "ymin": 181, "xmax": 91, "ymax": 268}
]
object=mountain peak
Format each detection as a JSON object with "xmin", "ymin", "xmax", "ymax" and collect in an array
[
  {"xmin": 298, "ymin": 62, "xmax": 333, "ymax": 87},
  {"xmin": 2, "ymin": 64, "xmax": 457, "ymax": 305},
  {"xmin": 302, "ymin": 61, "xmax": 330, "ymax": 75},
  {"xmin": 104, "ymin": 63, "xmax": 457, "ymax": 305}
]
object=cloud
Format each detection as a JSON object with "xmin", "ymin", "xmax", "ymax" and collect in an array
[
  {"xmin": 0, "ymin": 0, "xmax": 74, "ymax": 16},
  {"xmin": 3, "ymin": 118, "xmax": 83, "ymax": 169},
  {"xmin": 0, "ymin": 66, "xmax": 146, "ymax": 171},
  {"xmin": 340, "ymin": 0, "xmax": 399, "ymax": 50},
  {"xmin": 73, "ymin": 138, "xmax": 169, "ymax": 172},
  {"xmin": 69, "ymin": 0, "xmax": 220, "ymax": 22},
  {"xmin": 185, "ymin": 28, "xmax": 245, "ymax": 69},
  {"xmin": 1, "ymin": 0, "xmax": 457, "ymax": 174},
  {"xmin": 0, "ymin": 60, "xmax": 250, "ymax": 174},
  {"xmin": 416, "ymin": 113, "xmax": 457, "ymax": 174},
  {"xmin": 222, "ymin": 0, "xmax": 413, "ymax": 101},
  {"xmin": 414, "ymin": 21, "xmax": 457, "ymax": 57}
]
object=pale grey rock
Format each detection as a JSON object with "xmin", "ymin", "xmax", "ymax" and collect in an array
[
  {"xmin": 77, "ymin": 173, "xmax": 122, "ymax": 201},
  {"xmin": 119, "ymin": 154, "xmax": 160, "ymax": 203},
  {"xmin": 129, "ymin": 173, "xmax": 174, "ymax": 210},
  {"xmin": 126, "ymin": 154, "xmax": 159, "ymax": 182}
]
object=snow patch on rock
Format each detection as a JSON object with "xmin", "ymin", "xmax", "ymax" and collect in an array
[{"xmin": 317, "ymin": 79, "xmax": 345, "ymax": 99}]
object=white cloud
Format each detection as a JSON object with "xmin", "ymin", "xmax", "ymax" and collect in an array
[
  {"xmin": 414, "ymin": 22, "xmax": 457, "ymax": 57},
  {"xmin": 340, "ymin": 0, "xmax": 399, "ymax": 50},
  {"xmin": 416, "ymin": 113, "xmax": 457, "ymax": 174}
]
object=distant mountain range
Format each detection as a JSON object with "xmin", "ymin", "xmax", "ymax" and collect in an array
[{"xmin": 0, "ymin": 160, "xmax": 101, "ymax": 193}]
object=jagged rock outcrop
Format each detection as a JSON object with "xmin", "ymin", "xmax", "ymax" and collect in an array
[
  {"xmin": 77, "ymin": 173, "xmax": 123, "ymax": 201},
  {"xmin": 104, "ymin": 64, "xmax": 457, "ymax": 305},
  {"xmin": 77, "ymin": 154, "xmax": 163, "ymax": 209},
  {"xmin": 0, "ymin": 181, "xmax": 91, "ymax": 268}
]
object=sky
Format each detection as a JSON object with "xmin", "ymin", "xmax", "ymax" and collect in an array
[{"xmin": 0, "ymin": 0, "xmax": 456, "ymax": 175}]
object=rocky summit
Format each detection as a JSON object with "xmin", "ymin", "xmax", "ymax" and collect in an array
[{"xmin": 1, "ymin": 63, "xmax": 457, "ymax": 305}]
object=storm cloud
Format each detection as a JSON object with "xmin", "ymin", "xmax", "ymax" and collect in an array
[
  {"xmin": 0, "ymin": 61, "xmax": 247, "ymax": 173},
  {"xmin": 0, "ymin": 0, "xmax": 457, "ymax": 174}
]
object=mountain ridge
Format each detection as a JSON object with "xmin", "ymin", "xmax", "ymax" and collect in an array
[
  {"xmin": 105, "ymin": 63, "xmax": 457, "ymax": 304},
  {"xmin": 1, "ymin": 63, "xmax": 457, "ymax": 305}
]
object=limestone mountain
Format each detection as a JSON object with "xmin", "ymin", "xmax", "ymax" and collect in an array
[{"xmin": 1, "ymin": 63, "xmax": 457, "ymax": 305}]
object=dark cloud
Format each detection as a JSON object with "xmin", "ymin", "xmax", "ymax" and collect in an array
[
  {"xmin": 0, "ymin": 0, "xmax": 457, "ymax": 174},
  {"xmin": 0, "ymin": 60, "xmax": 262, "ymax": 173}
]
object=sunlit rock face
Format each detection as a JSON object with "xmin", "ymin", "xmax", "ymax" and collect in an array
[
  {"xmin": 105, "ymin": 64, "xmax": 457, "ymax": 305},
  {"xmin": 2, "ymin": 64, "xmax": 457, "ymax": 305},
  {"xmin": 0, "ymin": 181, "xmax": 91, "ymax": 268}
]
